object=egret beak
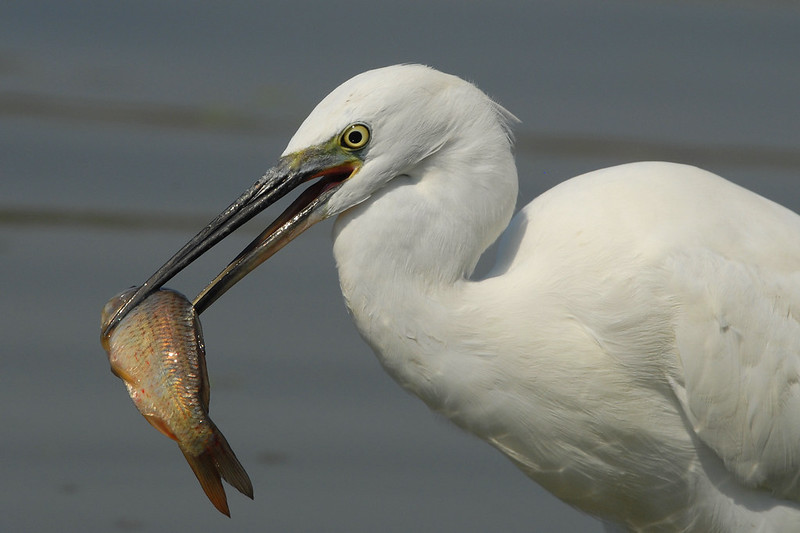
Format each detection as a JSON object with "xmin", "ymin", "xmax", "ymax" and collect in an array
[{"xmin": 102, "ymin": 145, "xmax": 361, "ymax": 338}]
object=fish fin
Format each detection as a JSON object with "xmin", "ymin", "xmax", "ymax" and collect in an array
[
  {"xmin": 179, "ymin": 428, "xmax": 253, "ymax": 516},
  {"xmin": 192, "ymin": 311, "xmax": 212, "ymax": 410},
  {"xmin": 180, "ymin": 447, "xmax": 231, "ymax": 517},
  {"xmin": 142, "ymin": 414, "xmax": 178, "ymax": 441},
  {"xmin": 110, "ymin": 365, "xmax": 137, "ymax": 386},
  {"xmin": 209, "ymin": 429, "xmax": 254, "ymax": 500}
]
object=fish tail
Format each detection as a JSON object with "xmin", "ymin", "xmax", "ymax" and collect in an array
[
  {"xmin": 180, "ymin": 427, "xmax": 254, "ymax": 516},
  {"xmin": 209, "ymin": 427, "xmax": 254, "ymax": 500},
  {"xmin": 180, "ymin": 446, "xmax": 231, "ymax": 517}
]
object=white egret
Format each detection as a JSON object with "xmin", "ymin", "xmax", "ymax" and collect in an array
[{"xmin": 107, "ymin": 65, "xmax": 800, "ymax": 531}]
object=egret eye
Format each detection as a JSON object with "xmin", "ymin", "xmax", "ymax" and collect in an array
[{"xmin": 340, "ymin": 123, "xmax": 370, "ymax": 151}]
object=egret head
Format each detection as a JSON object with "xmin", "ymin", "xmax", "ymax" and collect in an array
[{"xmin": 102, "ymin": 64, "xmax": 517, "ymax": 334}]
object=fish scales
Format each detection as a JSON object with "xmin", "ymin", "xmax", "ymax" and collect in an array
[{"xmin": 101, "ymin": 288, "xmax": 253, "ymax": 516}]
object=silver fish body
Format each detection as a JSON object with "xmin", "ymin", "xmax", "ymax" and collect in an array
[{"xmin": 101, "ymin": 288, "xmax": 252, "ymax": 516}]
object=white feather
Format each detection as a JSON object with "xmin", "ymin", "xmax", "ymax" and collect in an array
[{"xmin": 283, "ymin": 65, "xmax": 800, "ymax": 531}]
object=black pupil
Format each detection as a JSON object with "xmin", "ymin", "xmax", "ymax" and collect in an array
[{"xmin": 348, "ymin": 130, "xmax": 363, "ymax": 145}]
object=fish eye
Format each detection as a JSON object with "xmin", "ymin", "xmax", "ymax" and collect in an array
[{"xmin": 340, "ymin": 123, "xmax": 370, "ymax": 151}]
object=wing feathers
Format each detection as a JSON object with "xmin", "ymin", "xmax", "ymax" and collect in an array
[{"xmin": 667, "ymin": 249, "xmax": 800, "ymax": 499}]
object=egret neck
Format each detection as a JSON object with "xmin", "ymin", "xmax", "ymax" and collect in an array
[{"xmin": 331, "ymin": 122, "xmax": 518, "ymax": 406}]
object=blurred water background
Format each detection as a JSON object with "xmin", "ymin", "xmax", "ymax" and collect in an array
[{"xmin": 3, "ymin": 1, "xmax": 800, "ymax": 531}]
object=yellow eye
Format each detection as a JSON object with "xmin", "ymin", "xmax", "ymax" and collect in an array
[{"xmin": 340, "ymin": 123, "xmax": 370, "ymax": 151}]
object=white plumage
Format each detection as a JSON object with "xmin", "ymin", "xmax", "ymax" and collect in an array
[
  {"xmin": 301, "ymin": 66, "xmax": 800, "ymax": 531},
  {"xmin": 133, "ymin": 64, "xmax": 800, "ymax": 531}
]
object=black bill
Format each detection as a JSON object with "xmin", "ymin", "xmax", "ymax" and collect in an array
[{"xmin": 101, "ymin": 145, "xmax": 361, "ymax": 339}]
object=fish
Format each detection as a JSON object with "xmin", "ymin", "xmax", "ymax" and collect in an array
[{"xmin": 100, "ymin": 288, "xmax": 253, "ymax": 516}]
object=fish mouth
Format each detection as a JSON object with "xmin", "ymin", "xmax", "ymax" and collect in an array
[{"xmin": 101, "ymin": 146, "xmax": 361, "ymax": 338}]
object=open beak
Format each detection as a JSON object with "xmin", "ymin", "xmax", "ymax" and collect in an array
[{"xmin": 101, "ymin": 145, "xmax": 361, "ymax": 338}]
